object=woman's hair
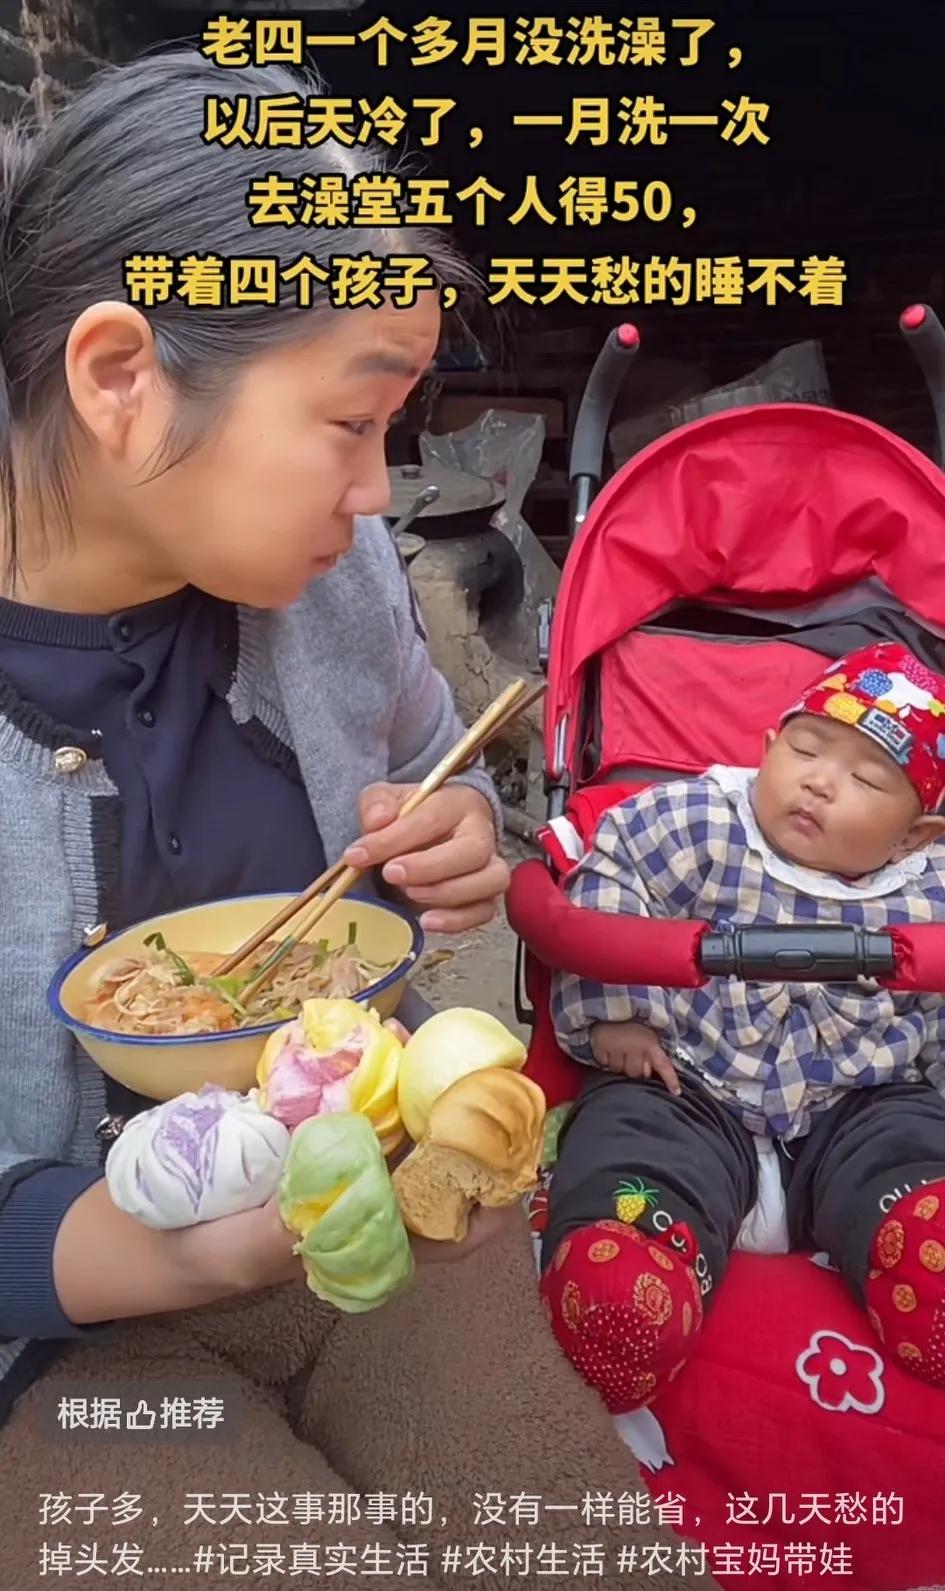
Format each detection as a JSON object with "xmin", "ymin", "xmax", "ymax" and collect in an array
[{"xmin": 0, "ymin": 47, "xmax": 475, "ymax": 571}]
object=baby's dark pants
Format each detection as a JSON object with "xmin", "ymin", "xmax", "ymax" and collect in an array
[{"xmin": 540, "ymin": 1071, "xmax": 945, "ymax": 1409}]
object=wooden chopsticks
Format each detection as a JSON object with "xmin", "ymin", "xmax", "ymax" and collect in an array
[
  {"xmin": 215, "ymin": 677, "xmax": 546, "ymax": 1005},
  {"xmin": 212, "ymin": 859, "xmax": 347, "ymax": 979}
]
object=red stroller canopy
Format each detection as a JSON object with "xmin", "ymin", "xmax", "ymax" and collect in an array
[{"xmin": 547, "ymin": 404, "xmax": 945, "ymax": 778}]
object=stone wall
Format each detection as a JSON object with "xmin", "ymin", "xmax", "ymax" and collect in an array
[{"xmin": 0, "ymin": 0, "xmax": 149, "ymax": 121}]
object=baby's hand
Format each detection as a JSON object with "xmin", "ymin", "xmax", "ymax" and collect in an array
[{"xmin": 590, "ymin": 1022, "xmax": 681, "ymax": 1096}]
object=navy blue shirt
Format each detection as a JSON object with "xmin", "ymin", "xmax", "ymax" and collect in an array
[
  {"xmin": 0, "ymin": 587, "xmax": 327, "ymax": 1345},
  {"xmin": 0, "ymin": 588, "xmax": 326, "ymax": 924}
]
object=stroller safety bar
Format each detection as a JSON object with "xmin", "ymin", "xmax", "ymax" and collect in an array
[
  {"xmin": 507, "ymin": 858, "xmax": 945, "ymax": 991},
  {"xmin": 701, "ymin": 925, "xmax": 896, "ymax": 981}
]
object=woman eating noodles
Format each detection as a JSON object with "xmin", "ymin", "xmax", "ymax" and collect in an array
[{"xmin": 0, "ymin": 48, "xmax": 707, "ymax": 1591}]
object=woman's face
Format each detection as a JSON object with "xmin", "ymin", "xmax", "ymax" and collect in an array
[{"xmin": 65, "ymin": 296, "xmax": 441, "ymax": 609}]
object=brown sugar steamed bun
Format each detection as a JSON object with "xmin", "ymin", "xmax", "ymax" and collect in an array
[{"xmin": 392, "ymin": 1067, "xmax": 546, "ymax": 1243}]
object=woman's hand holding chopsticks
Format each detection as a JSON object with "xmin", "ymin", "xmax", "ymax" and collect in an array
[
  {"xmin": 217, "ymin": 679, "xmax": 536, "ymax": 986},
  {"xmin": 343, "ymin": 782, "xmax": 509, "ymax": 934}
]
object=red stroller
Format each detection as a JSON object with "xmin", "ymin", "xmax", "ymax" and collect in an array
[{"xmin": 508, "ymin": 308, "xmax": 945, "ymax": 1591}]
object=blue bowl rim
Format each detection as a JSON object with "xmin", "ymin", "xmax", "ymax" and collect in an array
[{"xmin": 48, "ymin": 890, "xmax": 424, "ymax": 1049}]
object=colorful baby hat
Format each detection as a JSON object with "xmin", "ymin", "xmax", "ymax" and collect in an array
[{"xmin": 781, "ymin": 642, "xmax": 945, "ymax": 812}]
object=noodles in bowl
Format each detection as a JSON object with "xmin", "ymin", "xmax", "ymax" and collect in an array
[
  {"xmin": 85, "ymin": 927, "xmax": 392, "ymax": 1038},
  {"xmin": 50, "ymin": 892, "xmax": 422, "ymax": 1101}
]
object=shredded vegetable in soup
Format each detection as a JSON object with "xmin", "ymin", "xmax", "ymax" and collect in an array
[{"xmin": 83, "ymin": 928, "xmax": 395, "ymax": 1037}]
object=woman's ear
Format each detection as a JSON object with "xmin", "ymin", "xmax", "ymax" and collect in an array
[
  {"xmin": 762, "ymin": 728, "xmax": 777, "ymax": 758},
  {"xmin": 893, "ymin": 814, "xmax": 945, "ymax": 860},
  {"xmin": 63, "ymin": 303, "xmax": 160, "ymax": 460}
]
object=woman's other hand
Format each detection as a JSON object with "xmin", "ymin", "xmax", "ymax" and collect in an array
[
  {"xmin": 52, "ymin": 1180, "xmax": 303, "ymax": 1326},
  {"xmin": 410, "ymin": 1202, "xmax": 520, "ymax": 1265},
  {"xmin": 180, "ymin": 1191, "xmax": 302, "ymax": 1296},
  {"xmin": 344, "ymin": 782, "xmax": 509, "ymax": 934}
]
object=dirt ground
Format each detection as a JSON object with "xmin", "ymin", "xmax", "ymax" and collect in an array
[{"xmin": 412, "ymin": 837, "xmax": 531, "ymax": 1038}]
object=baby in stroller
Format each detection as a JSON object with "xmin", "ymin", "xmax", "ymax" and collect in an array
[{"xmin": 541, "ymin": 640, "xmax": 945, "ymax": 1413}]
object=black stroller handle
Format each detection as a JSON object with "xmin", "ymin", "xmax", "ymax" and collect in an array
[
  {"xmin": 899, "ymin": 304, "xmax": 945, "ymax": 469},
  {"xmin": 569, "ymin": 324, "xmax": 640, "ymax": 536},
  {"xmin": 701, "ymin": 925, "xmax": 896, "ymax": 981}
]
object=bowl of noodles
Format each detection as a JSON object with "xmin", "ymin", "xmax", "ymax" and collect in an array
[{"xmin": 49, "ymin": 892, "xmax": 423, "ymax": 1102}]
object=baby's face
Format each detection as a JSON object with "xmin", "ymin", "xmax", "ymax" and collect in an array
[{"xmin": 753, "ymin": 715, "xmax": 932, "ymax": 877}]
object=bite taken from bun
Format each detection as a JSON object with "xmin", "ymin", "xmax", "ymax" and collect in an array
[{"xmin": 392, "ymin": 1066, "xmax": 546, "ymax": 1243}]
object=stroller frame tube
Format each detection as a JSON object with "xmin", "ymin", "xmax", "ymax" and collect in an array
[
  {"xmin": 568, "ymin": 323, "xmax": 640, "ymax": 535},
  {"xmin": 899, "ymin": 304, "xmax": 945, "ymax": 468}
]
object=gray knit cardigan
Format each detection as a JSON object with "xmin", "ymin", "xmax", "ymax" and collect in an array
[{"xmin": 0, "ymin": 513, "xmax": 501, "ymax": 1410}]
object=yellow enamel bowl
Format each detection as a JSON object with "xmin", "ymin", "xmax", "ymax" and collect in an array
[{"xmin": 49, "ymin": 892, "xmax": 423, "ymax": 1103}]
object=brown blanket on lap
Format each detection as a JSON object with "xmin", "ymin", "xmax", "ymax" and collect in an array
[{"xmin": 0, "ymin": 1215, "xmax": 718, "ymax": 1591}]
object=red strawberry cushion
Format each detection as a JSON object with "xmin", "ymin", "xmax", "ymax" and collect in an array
[{"xmin": 627, "ymin": 1252, "xmax": 945, "ymax": 1591}]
